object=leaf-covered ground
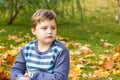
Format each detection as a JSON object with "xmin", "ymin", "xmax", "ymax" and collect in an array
[
  {"xmin": 1, "ymin": 0, "xmax": 120, "ymax": 80},
  {"xmin": 0, "ymin": 28, "xmax": 120, "ymax": 80}
]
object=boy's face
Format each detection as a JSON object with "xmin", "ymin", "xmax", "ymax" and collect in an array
[{"xmin": 32, "ymin": 19, "xmax": 56, "ymax": 45}]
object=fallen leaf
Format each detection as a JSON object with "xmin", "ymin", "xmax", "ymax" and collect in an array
[
  {"xmin": 0, "ymin": 68, "xmax": 4, "ymax": 73},
  {"xmin": 101, "ymin": 42, "xmax": 113, "ymax": 48},
  {"xmin": 102, "ymin": 60, "xmax": 114, "ymax": 70},
  {"xmin": 3, "ymin": 54, "xmax": 15, "ymax": 66},
  {"xmin": 8, "ymin": 35, "xmax": 17, "ymax": 40},
  {"xmin": 94, "ymin": 70, "xmax": 110, "ymax": 78},
  {"xmin": 79, "ymin": 46, "xmax": 93, "ymax": 54},
  {"xmin": 113, "ymin": 44, "xmax": 120, "ymax": 53},
  {"xmin": 56, "ymin": 36, "xmax": 69, "ymax": 41},
  {"xmin": 66, "ymin": 41, "xmax": 81, "ymax": 48},
  {"xmin": 113, "ymin": 70, "xmax": 120, "ymax": 76}
]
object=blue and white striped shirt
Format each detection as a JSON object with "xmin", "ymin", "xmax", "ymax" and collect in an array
[
  {"xmin": 10, "ymin": 40, "xmax": 70, "ymax": 80},
  {"xmin": 24, "ymin": 40, "xmax": 62, "ymax": 73}
]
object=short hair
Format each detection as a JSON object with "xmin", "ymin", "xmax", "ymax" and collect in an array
[{"xmin": 31, "ymin": 9, "xmax": 57, "ymax": 28}]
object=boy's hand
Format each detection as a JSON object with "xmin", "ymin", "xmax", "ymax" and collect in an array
[
  {"xmin": 24, "ymin": 72, "xmax": 29, "ymax": 77},
  {"xmin": 19, "ymin": 76, "xmax": 29, "ymax": 80},
  {"xmin": 19, "ymin": 72, "xmax": 30, "ymax": 80}
]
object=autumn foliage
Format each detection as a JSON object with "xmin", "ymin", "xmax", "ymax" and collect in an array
[{"xmin": 1, "ymin": 34, "xmax": 120, "ymax": 80}]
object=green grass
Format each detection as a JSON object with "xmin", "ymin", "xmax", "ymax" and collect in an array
[
  {"xmin": 1, "ymin": 15, "xmax": 120, "ymax": 80},
  {"xmin": 0, "ymin": 24, "xmax": 32, "ymax": 51},
  {"xmin": 0, "ymin": 0, "xmax": 119, "ymax": 79},
  {"xmin": 57, "ymin": 18, "xmax": 120, "ymax": 80},
  {"xmin": 58, "ymin": 18, "xmax": 120, "ymax": 53}
]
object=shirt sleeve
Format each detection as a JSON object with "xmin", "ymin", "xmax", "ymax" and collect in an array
[
  {"xmin": 10, "ymin": 48, "xmax": 26, "ymax": 80},
  {"xmin": 30, "ymin": 48, "xmax": 70, "ymax": 80}
]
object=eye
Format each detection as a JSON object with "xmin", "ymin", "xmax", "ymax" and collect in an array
[
  {"xmin": 42, "ymin": 28, "xmax": 47, "ymax": 29},
  {"xmin": 41, "ymin": 26, "xmax": 47, "ymax": 30},
  {"xmin": 51, "ymin": 26, "xmax": 56, "ymax": 30},
  {"xmin": 52, "ymin": 27, "xmax": 55, "ymax": 30}
]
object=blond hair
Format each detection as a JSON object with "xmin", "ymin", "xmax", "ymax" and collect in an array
[{"xmin": 31, "ymin": 9, "xmax": 57, "ymax": 28}]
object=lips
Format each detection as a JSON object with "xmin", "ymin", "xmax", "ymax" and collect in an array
[{"xmin": 47, "ymin": 36, "xmax": 53, "ymax": 38}]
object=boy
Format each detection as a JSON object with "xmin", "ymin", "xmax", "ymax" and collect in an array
[{"xmin": 10, "ymin": 9, "xmax": 70, "ymax": 80}]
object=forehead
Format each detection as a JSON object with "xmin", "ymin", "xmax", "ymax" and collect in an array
[{"xmin": 37, "ymin": 19, "xmax": 56, "ymax": 26}]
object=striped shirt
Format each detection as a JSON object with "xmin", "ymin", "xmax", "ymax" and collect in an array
[
  {"xmin": 24, "ymin": 40, "xmax": 62, "ymax": 73},
  {"xmin": 10, "ymin": 39, "xmax": 70, "ymax": 80}
]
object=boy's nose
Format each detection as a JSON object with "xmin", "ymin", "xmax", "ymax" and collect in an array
[{"xmin": 48, "ymin": 29, "xmax": 52, "ymax": 33}]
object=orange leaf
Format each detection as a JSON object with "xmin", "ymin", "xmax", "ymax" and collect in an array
[
  {"xmin": 3, "ymin": 54, "xmax": 15, "ymax": 66},
  {"xmin": 94, "ymin": 70, "xmax": 110, "ymax": 78},
  {"xmin": 102, "ymin": 60, "xmax": 114, "ymax": 70},
  {"xmin": 0, "ymin": 68, "xmax": 4, "ymax": 73},
  {"xmin": 113, "ymin": 44, "xmax": 120, "ymax": 53}
]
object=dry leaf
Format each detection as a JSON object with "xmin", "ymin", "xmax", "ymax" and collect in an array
[
  {"xmin": 0, "ymin": 71, "xmax": 10, "ymax": 80},
  {"xmin": 69, "ymin": 68, "xmax": 81, "ymax": 80},
  {"xmin": 3, "ymin": 54, "xmax": 15, "ymax": 66},
  {"xmin": 79, "ymin": 46, "xmax": 93, "ymax": 54},
  {"xmin": 94, "ymin": 70, "xmax": 110, "ymax": 78},
  {"xmin": 57, "ymin": 36, "xmax": 69, "ymax": 41},
  {"xmin": 113, "ymin": 70, "xmax": 120, "ymax": 76},
  {"xmin": 102, "ymin": 60, "xmax": 114, "ymax": 70},
  {"xmin": 113, "ymin": 44, "xmax": 120, "ymax": 53},
  {"xmin": 6, "ymin": 49, "xmax": 19, "ymax": 56},
  {"xmin": 0, "ymin": 67, "xmax": 10, "ymax": 80},
  {"xmin": 0, "ymin": 68, "xmax": 4, "ymax": 73},
  {"xmin": 8, "ymin": 35, "xmax": 18, "ymax": 40},
  {"xmin": 15, "ymin": 38, "xmax": 23, "ymax": 42},
  {"xmin": 101, "ymin": 42, "xmax": 113, "ymax": 48},
  {"xmin": 66, "ymin": 41, "xmax": 81, "ymax": 48}
]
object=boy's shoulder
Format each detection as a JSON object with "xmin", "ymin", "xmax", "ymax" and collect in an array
[
  {"xmin": 53, "ymin": 40, "xmax": 67, "ymax": 50},
  {"xmin": 22, "ymin": 40, "xmax": 37, "ymax": 48}
]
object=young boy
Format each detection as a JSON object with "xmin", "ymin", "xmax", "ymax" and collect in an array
[{"xmin": 10, "ymin": 9, "xmax": 70, "ymax": 80}]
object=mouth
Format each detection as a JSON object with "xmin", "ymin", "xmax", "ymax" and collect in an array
[{"xmin": 47, "ymin": 36, "xmax": 53, "ymax": 38}]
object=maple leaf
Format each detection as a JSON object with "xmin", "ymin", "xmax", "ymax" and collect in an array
[
  {"xmin": 15, "ymin": 38, "xmax": 23, "ymax": 42},
  {"xmin": 102, "ymin": 60, "xmax": 114, "ymax": 70},
  {"xmin": 6, "ymin": 50, "xmax": 18, "ymax": 56},
  {"xmin": 69, "ymin": 69, "xmax": 81, "ymax": 80},
  {"xmin": 8, "ymin": 35, "xmax": 18, "ymax": 40},
  {"xmin": 113, "ymin": 44, "xmax": 120, "ymax": 53},
  {"xmin": 101, "ymin": 42, "xmax": 113, "ymax": 48},
  {"xmin": 66, "ymin": 41, "xmax": 81, "ymax": 48},
  {"xmin": 0, "ymin": 68, "xmax": 10, "ymax": 80},
  {"xmin": 56, "ymin": 36, "xmax": 69, "ymax": 41},
  {"xmin": 0, "ymin": 68, "xmax": 4, "ymax": 73},
  {"xmin": 3, "ymin": 54, "xmax": 15, "ymax": 66},
  {"xmin": 79, "ymin": 46, "xmax": 93, "ymax": 54},
  {"xmin": 93, "ymin": 70, "xmax": 110, "ymax": 78},
  {"xmin": 113, "ymin": 70, "xmax": 120, "ymax": 76}
]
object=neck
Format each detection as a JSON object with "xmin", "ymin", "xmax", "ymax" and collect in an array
[{"xmin": 38, "ymin": 41, "xmax": 52, "ymax": 52}]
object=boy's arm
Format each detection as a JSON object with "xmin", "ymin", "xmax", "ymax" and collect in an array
[
  {"xmin": 30, "ymin": 49, "xmax": 70, "ymax": 80},
  {"xmin": 10, "ymin": 48, "xmax": 26, "ymax": 80}
]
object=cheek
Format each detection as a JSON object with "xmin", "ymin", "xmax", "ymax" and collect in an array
[{"xmin": 54, "ymin": 30, "xmax": 57, "ymax": 34}]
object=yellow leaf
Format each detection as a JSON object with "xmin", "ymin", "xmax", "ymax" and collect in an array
[
  {"xmin": 0, "ymin": 68, "xmax": 4, "ymax": 73},
  {"xmin": 94, "ymin": 70, "xmax": 110, "ymax": 78},
  {"xmin": 73, "ymin": 67, "xmax": 82, "ymax": 73},
  {"xmin": 113, "ymin": 70, "xmax": 120, "ymax": 76},
  {"xmin": 6, "ymin": 50, "xmax": 18, "ymax": 56}
]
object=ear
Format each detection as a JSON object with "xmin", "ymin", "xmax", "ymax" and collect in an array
[{"xmin": 31, "ymin": 28, "xmax": 36, "ymax": 35}]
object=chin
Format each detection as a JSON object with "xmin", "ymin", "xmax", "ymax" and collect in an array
[{"xmin": 46, "ymin": 39, "xmax": 55, "ymax": 44}]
